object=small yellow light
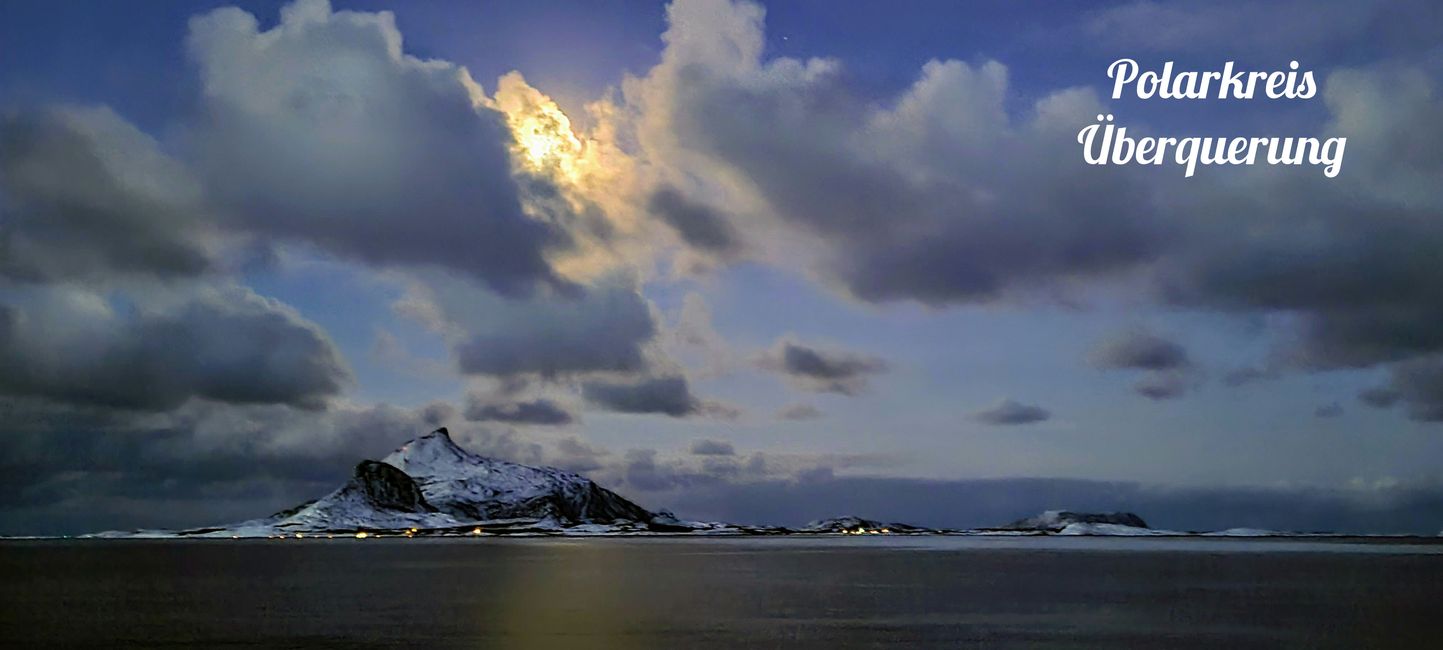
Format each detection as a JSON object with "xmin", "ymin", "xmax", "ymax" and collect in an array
[
  {"xmin": 295, "ymin": 533, "xmax": 303, "ymax": 539},
  {"xmin": 471, "ymin": 527, "xmax": 483, "ymax": 535},
  {"xmin": 355, "ymin": 531, "xmax": 369, "ymax": 539}
]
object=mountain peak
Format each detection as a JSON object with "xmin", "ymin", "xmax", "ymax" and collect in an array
[
  {"xmin": 385, "ymin": 427, "xmax": 471, "ymax": 475},
  {"xmin": 416, "ymin": 427, "xmax": 456, "ymax": 446}
]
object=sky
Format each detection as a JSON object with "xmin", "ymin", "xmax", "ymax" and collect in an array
[{"xmin": 2, "ymin": 0, "xmax": 1442, "ymax": 535}]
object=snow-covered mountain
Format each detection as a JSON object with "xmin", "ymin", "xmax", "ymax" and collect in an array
[
  {"xmin": 267, "ymin": 460, "xmax": 461, "ymax": 532},
  {"xmin": 1000, "ymin": 510, "xmax": 1152, "ymax": 533},
  {"xmin": 381, "ymin": 428, "xmax": 655, "ymax": 525},
  {"xmin": 77, "ymin": 429, "xmax": 1335, "ymax": 539},
  {"xmin": 131, "ymin": 427, "xmax": 685, "ymax": 537}
]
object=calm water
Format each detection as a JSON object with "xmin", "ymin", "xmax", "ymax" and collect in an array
[{"xmin": 2, "ymin": 536, "xmax": 1440, "ymax": 648}]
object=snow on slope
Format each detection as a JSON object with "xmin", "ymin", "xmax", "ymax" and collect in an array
[
  {"xmin": 1003, "ymin": 510, "xmax": 1151, "ymax": 532},
  {"xmin": 1056, "ymin": 522, "xmax": 1181, "ymax": 536},
  {"xmin": 381, "ymin": 428, "xmax": 656, "ymax": 525},
  {"xmin": 267, "ymin": 460, "xmax": 463, "ymax": 532}
]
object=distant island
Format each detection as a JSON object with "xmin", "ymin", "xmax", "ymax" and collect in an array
[{"xmin": 83, "ymin": 428, "xmax": 1340, "ymax": 539}]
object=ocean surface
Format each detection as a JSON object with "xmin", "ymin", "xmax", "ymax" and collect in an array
[{"xmin": 2, "ymin": 536, "xmax": 1440, "ymax": 648}]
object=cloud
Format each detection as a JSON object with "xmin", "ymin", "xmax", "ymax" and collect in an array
[
  {"xmin": 1134, "ymin": 371, "xmax": 1188, "ymax": 401},
  {"xmin": 647, "ymin": 185, "xmax": 740, "ymax": 256},
  {"xmin": 1153, "ymin": 67, "xmax": 1443, "ymax": 376},
  {"xmin": 627, "ymin": 1, "xmax": 1443, "ymax": 424},
  {"xmin": 1223, "ymin": 366, "xmax": 1277, "ymax": 387},
  {"xmin": 0, "ymin": 400, "xmax": 451, "ymax": 534},
  {"xmin": 624, "ymin": 0, "xmax": 1160, "ymax": 304},
  {"xmin": 612, "ymin": 447, "xmax": 800, "ymax": 493},
  {"xmin": 620, "ymin": 449, "xmax": 685, "ymax": 491},
  {"xmin": 0, "ymin": 106, "xmax": 216, "ymax": 283},
  {"xmin": 397, "ymin": 270, "xmax": 660, "ymax": 379},
  {"xmin": 758, "ymin": 338, "xmax": 888, "ymax": 395},
  {"xmin": 776, "ymin": 403, "xmax": 822, "ymax": 420},
  {"xmin": 463, "ymin": 394, "xmax": 574, "ymax": 426},
  {"xmin": 1315, "ymin": 402, "xmax": 1344, "ymax": 418},
  {"xmin": 552, "ymin": 437, "xmax": 610, "ymax": 473},
  {"xmin": 1383, "ymin": 356, "xmax": 1443, "ymax": 422},
  {"xmin": 581, "ymin": 375, "xmax": 707, "ymax": 417},
  {"xmin": 689, "ymin": 439, "xmax": 736, "ymax": 456},
  {"xmin": 0, "ymin": 283, "xmax": 349, "ymax": 411},
  {"xmin": 1358, "ymin": 386, "xmax": 1403, "ymax": 409},
  {"xmin": 1090, "ymin": 330, "xmax": 1190, "ymax": 371},
  {"xmin": 972, "ymin": 399, "xmax": 1052, "ymax": 425},
  {"xmin": 185, "ymin": 0, "xmax": 565, "ymax": 295},
  {"xmin": 418, "ymin": 401, "xmax": 456, "ymax": 427},
  {"xmin": 1090, "ymin": 330, "xmax": 1194, "ymax": 400}
]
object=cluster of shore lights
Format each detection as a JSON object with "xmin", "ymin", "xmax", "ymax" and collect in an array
[
  {"xmin": 843, "ymin": 528, "xmax": 892, "ymax": 535},
  {"xmin": 346, "ymin": 527, "xmax": 485, "ymax": 539}
]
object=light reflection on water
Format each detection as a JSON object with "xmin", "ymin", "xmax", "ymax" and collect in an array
[{"xmin": 2, "ymin": 536, "xmax": 1440, "ymax": 648}]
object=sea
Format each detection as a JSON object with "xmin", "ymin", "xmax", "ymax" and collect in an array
[{"xmin": 2, "ymin": 536, "xmax": 1440, "ymax": 648}]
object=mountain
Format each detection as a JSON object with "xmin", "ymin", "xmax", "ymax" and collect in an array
[
  {"xmin": 800, "ymin": 516, "xmax": 931, "ymax": 534},
  {"xmin": 998, "ymin": 510, "xmax": 1162, "ymax": 535},
  {"xmin": 77, "ymin": 429, "xmax": 1322, "ymax": 539},
  {"xmin": 262, "ymin": 460, "xmax": 462, "ymax": 533},
  {"xmin": 381, "ymin": 428, "xmax": 655, "ymax": 525},
  {"xmin": 143, "ymin": 427, "xmax": 682, "ymax": 537}
]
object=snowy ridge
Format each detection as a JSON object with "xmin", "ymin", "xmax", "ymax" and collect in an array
[
  {"xmin": 1001, "ymin": 510, "xmax": 1150, "ymax": 533},
  {"xmin": 381, "ymin": 429, "xmax": 655, "ymax": 525}
]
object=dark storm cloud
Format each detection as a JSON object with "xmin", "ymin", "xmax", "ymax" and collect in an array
[
  {"xmin": 689, "ymin": 439, "xmax": 735, "ymax": 456},
  {"xmin": 0, "ymin": 397, "xmax": 604, "ymax": 535},
  {"xmin": 1147, "ymin": 67, "xmax": 1443, "ymax": 410},
  {"xmin": 185, "ymin": 0, "xmax": 566, "ymax": 295},
  {"xmin": 0, "ymin": 107, "xmax": 214, "ymax": 282},
  {"xmin": 648, "ymin": 185, "xmax": 740, "ymax": 255},
  {"xmin": 0, "ymin": 400, "xmax": 439, "ymax": 535},
  {"xmin": 972, "ymin": 399, "xmax": 1051, "ymax": 425},
  {"xmin": 1090, "ymin": 330, "xmax": 1190, "ymax": 371},
  {"xmin": 463, "ymin": 394, "xmax": 574, "ymax": 426},
  {"xmin": 581, "ymin": 376, "xmax": 701, "ymax": 417},
  {"xmin": 0, "ymin": 285, "xmax": 349, "ymax": 411},
  {"xmin": 758, "ymin": 339, "xmax": 888, "ymax": 396},
  {"xmin": 1358, "ymin": 386, "xmax": 1402, "ymax": 409},
  {"xmin": 1382, "ymin": 356, "xmax": 1443, "ymax": 422},
  {"xmin": 449, "ymin": 281, "xmax": 658, "ymax": 378},
  {"xmin": 1090, "ymin": 331, "xmax": 1193, "ymax": 400}
]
